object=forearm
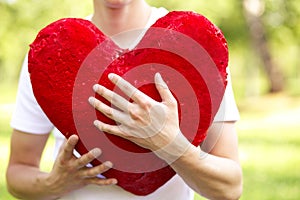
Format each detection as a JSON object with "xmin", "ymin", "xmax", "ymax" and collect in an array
[
  {"xmin": 171, "ymin": 146, "xmax": 243, "ymax": 200},
  {"xmin": 6, "ymin": 164, "xmax": 60, "ymax": 200}
]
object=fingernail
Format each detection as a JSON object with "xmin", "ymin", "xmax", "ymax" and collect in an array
[
  {"xmin": 91, "ymin": 148, "xmax": 102, "ymax": 157},
  {"xmin": 108, "ymin": 73, "xmax": 114, "ymax": 80},
  {"xmin": 104, "ymin": 161, "xmax": 113, "ymax": 168},
  {"xmin": 69, "ymin": 134, "xmax": 79, "ymax": 145},
  {"xmin": 93, "ymin": 84, "xmax": 99, "ymax": 92},
  {"xmin": 93, "ymin": 120, "xmax": 100, "ymax": 126},
  {"xmin": 155, "ymin": 72, "xmax": 163, "ymax": 83},
  {"xmin": 111, "ymin": 179, "xmax": 118, "ymax": 185},
  {"xmin": 70, "ymin": 134, "xmax": 79, "ymax": 140},
  {"xmin": 156, "ymin": 72, "xmax": 162, "ymax": 79},
  {"xmin": 155, "ymin": 73, "xmax": 167, "ymax": 87},
  {"xmin": 88, "ymin": 97, "xmax": 95, "ymax": 105}
]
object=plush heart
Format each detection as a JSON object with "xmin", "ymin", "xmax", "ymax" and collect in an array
[{"xmin": 28, "ymin": 11, "xmax": 228, "ymax": 195}]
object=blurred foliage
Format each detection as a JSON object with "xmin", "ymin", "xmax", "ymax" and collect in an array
[
  {"xmin": 0, "ymin": 0, "xmax": 92, "ymax": 82},
  {"xmin": 0, "ymin": 0, "xmax": 299, "ymax": 98}
]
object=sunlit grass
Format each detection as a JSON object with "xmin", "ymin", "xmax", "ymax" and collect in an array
[{"xmin": 237, "ymin": 94, "xmax": 300, "ymax": 200}]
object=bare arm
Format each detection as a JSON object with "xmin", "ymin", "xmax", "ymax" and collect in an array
[
  {"xmin": 6, "ymin": 130, "xmax": 54, "ymax": 199},
  {"xmin": 170, "ymin": 122, "xmax": 242, "ymax": 200},
  {"xmin": 6, "ymin": 130, "xmax": 117, "ymax": 200}
]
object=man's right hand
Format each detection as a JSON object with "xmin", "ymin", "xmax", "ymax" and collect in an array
[{"xmin": 46, "ymin": 134, "xmax": 118, "ymax": 198}]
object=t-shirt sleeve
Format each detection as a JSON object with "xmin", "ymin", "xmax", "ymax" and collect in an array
[
  {"xmin": 10, "ymin": 55, "xmax": 54, "ymax": 134},
  {"xmin": 213, "ymin": 68, "xmax": 240, "ymax": 122}
]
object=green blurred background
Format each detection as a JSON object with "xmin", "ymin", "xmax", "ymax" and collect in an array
[{"xmin": 0, "ymin": 0, "xmax": 299, "ymax": 199}]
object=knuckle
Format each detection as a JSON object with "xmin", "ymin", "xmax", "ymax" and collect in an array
[
  {"xmin": 128, "ymin": 105, "xmax": 138, "ymax": 117},
  {"xmin": 105, "ymin": 108, "xmax": 114, "ymax": 118},
  {"xmin": 103, "ymin": 179, "xmax": 114, "ymax": 185},
  {"xmin": 58, "ymin": 158, "xmax": 67, "ymax": 166},
  {"xmin": 100, "ymin": 124, "xmax": 113, "ymax": 134},
  {"xmin": 139, "ymin": 99, "xmax": 151, "ymax": 110},
  {"xmin": 94, "ymin": 100, "xmax": 101, "ymax": 109},
  {"xmin": 99, "ymin": 180, "xmax": 109, "ymax": 185},
  {"xmin": 101, "ymin": 124, "xmax": 109, "ymax": 132},
  {"xmin": 98, "ymin": 165, "xmax": 108, "ymax": 172},
  {"xmin": 98, "ymin": 163, "xmax": 110, "ymax": 173},
  {"xmin": 97, "ymin": 86, "xmax": 104, "ymax": 95},
  {"xmin": 120, "ymin": 82, "xmax": 131, "ymax": 93},
  {"xmin": 128, "ymin": 87, "xmax": 138, "ymax": 98},
  {"xmin": 77, "ymin": 158, "xmax": 86, "ymax": 167},
  {"xmin": 85, "ymin": 169, "xmax": 95, "ymax": 177},
  {"xmin": 168, "ymin": 98, "xmax": 178, "ymax": 107},
  {"xmin": 62, "ymin": 146, "xmax": 71, "ymax": 155},
  {"xmin": 101, "ymin": 89, "xmax": 110, "ymax": 99},
  {"xmin": 88, "ymin": 151, "xmax": 96, "ymax": 160},
  {"xmin": 129, "ymin": 109, "xmax": 141, "ymax": 121}
]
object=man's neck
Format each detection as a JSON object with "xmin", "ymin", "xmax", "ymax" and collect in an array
[{"xmin": 92, "ymin": 0, "xmax": 152, "ymax": 37}]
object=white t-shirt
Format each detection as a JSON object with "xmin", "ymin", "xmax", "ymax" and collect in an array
[{"xmin": 11, "ymin": 7, "xmax": 239, "ymax": 200}]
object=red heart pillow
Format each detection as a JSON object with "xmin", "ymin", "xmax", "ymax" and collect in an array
[{"xmin": 28, "ymin": 11, "xmax": 228, "ymax": 195}]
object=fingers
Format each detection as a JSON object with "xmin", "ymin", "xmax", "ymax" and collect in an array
[
  {"xmin": 88, "ymin": 177, "xmax": 118, "ymax": 186},
  {"xmin": 93, "ymin": 120, "xmax": 127, "ymax": 138},
  {"xmin": 75, "ymin": 148, "xmax": 102, "ymax": 169},
  {"xmin": 60, "ymin": 135, "xmax": 79, "ymax": 160},
  {"xmin": 65, "ymin": 143, "xmax": 118, "ymax": 185},
  {"xmin": 92, "ymin": 84, "xmax": 129, "ymax": 112},
  {"xmin": 80, "ymin": 161, "xmax": 113, "ymax": 178},
  {"xmin": 88, "ymin": 96, "xmax": 128, "ymax": 124},
  {"xmin": 108, "ymin": 73, "xmax": 152, "ymax": 106},
  {"xmin": 53, "ymin": 135, "xmax": 118, "ymax": 190},
  {"xmin": 154, "ymin": 73, "xmax": 177, "ymax": 105},
  {"xmin": 80, "ymin": 161, "xmax": 118, "ymax": 186}
]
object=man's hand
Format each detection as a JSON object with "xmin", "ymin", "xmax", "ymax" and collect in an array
[
  {"xmin": 46, "ymin": 135, "xmax": 117, "ymax": 197},
  {"xmin": 88, "ymin": 73, "xmax": 192, "ymax": 163}
]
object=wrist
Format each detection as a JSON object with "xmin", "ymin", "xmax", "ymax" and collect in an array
[
  {"xmin": 153, "ymin": 131, "xmax": 193, "ymax": 164},
  {"xmin": 170, "ymin": 144, "xmax": 209, "ymax": 169},
  {"xmin": 36, "ymin": 172, "xmax": 62, "ymax": 200}
]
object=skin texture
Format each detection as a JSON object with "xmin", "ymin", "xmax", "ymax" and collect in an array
[
  {"xmin": 6, "ymin": 0, "xmax": 242, "ymax": 199},
  {"xmin": 89, "ymin": 73, "xmax": 243, "ymax": 200},
  {"xmin": 6, "ymin": 131, "xmax": 118, "ymax": 200},
  {"xmin": 92, "ymin": 0, "xmax": 152, "ymax": 36},
  {"xmin": 102, "ymin": 0, "xmax": 133, "ymax": 9}
]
